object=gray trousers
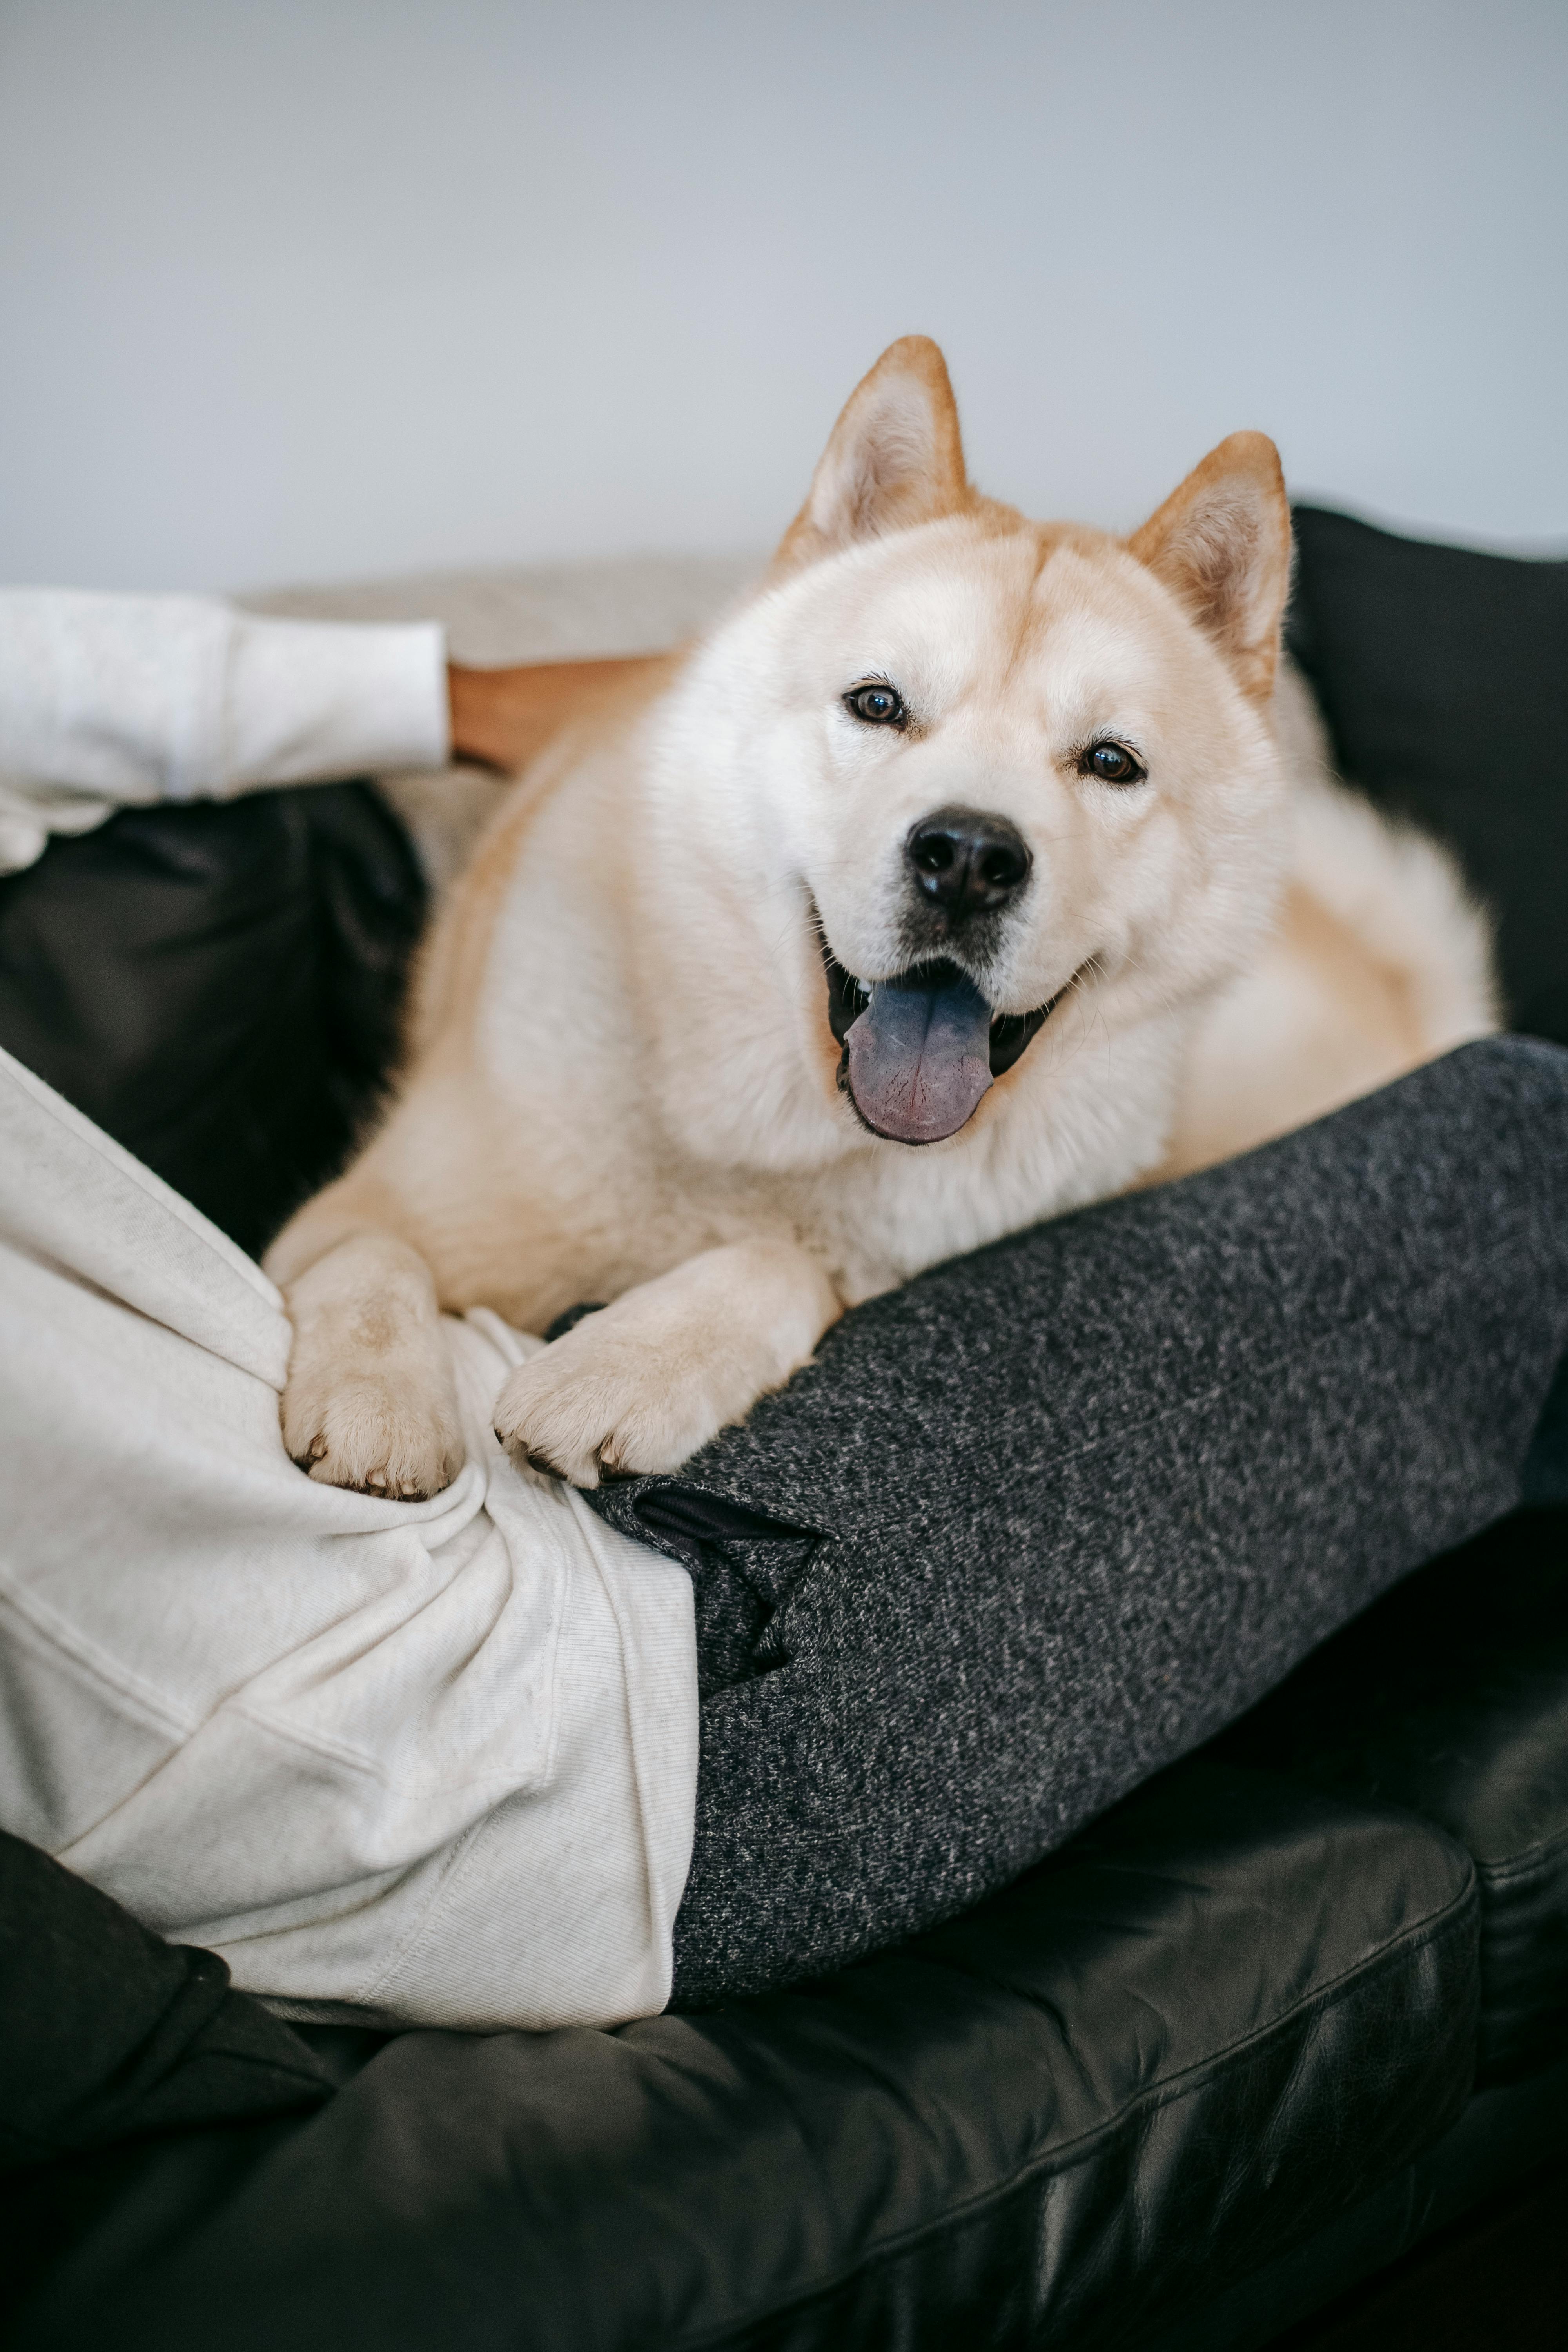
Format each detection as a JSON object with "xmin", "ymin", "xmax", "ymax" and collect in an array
[{"xmin": 589, "ymin": 1041, "xmax": 1568, "ymax": 2006}]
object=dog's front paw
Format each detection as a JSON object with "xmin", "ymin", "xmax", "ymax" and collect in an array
[
  {"xmin": 282, "ymin": 1359, "xmax": 465, "ymax": 1499},
  {"xmin": 494, "ymin": 1242, "xmax": 840, "ymax": 1489},
  {"xmin": 492, "ymin": 1328, "xmax": 728, "ymax": 1490}
]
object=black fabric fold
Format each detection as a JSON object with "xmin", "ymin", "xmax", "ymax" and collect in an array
[
  {"xmin": 0, "ymin": 783, "xmax": 425, "ymax": 1257},
  {"xmin": 0, "ymin": 1832, "xmax": 334, "ymax": 2174}
]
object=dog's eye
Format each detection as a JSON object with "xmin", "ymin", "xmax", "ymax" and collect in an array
[
  {"xmin": 1080, "ymin": 741, "xmax": 1146, "ymax": 786},
  {"xmin": 845, "ymin": 682, "xmax": 906, "ymax": 727}
]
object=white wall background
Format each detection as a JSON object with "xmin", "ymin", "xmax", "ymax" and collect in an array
[{"xmin": 2, "ymin": 0, "xmax": 1564, "ymax": 593}]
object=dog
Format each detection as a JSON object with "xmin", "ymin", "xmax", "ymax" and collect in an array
[{"xmin": 265, "ymin": 336, "xmax": 1497, "ymax": 1497}]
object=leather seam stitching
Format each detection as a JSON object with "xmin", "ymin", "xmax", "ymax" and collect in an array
[{"xmin": 1477, "ymin": 1821, "xmax": 1568, "ymax": 1886}]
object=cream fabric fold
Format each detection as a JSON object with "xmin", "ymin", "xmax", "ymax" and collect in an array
[{"xmin": 0, "ymin": 1046, "xmax": 697, "ymax": 2029}]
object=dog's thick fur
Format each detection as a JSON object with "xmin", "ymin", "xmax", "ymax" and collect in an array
[{"xmin": 266, "ymin": 339, "xmax": 1497, "ymax": 1496}]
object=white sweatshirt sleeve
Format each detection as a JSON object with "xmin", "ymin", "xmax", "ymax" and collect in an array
[{"xmin": 0, "ymin": 588, "xmax": 450, "ymax": 875}]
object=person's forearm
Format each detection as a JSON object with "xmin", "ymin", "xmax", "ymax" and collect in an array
[
  {"xmin": 0, "ymin": 588, "xmax": 664, "ymax": 880},
  {"xmin": 447, "ymin": 655, "xmax": 664, "ymax": 774}
]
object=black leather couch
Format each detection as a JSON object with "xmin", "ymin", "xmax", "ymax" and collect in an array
[
  {"xmin": 6, "ymin": 1506, "xmax": 1565, "ymax": 2351},
  {"xmin": 3, "ymin": 511, "xmax": 1566, "ymax": 2349}
]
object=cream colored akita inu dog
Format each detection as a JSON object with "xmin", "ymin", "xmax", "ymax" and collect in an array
[{"xmin": 267, "ymin": 338, "xmax": 1496, "ymax": 1496}]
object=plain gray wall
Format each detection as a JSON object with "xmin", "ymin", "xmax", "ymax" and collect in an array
[{"xmin": 2, "ymin": 0, "xmax": 1564, "ymax": 593}]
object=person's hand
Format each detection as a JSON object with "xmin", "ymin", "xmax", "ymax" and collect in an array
[{"xmin": 447, "ymin": 655, "xmax": 662, "ymax": 774}]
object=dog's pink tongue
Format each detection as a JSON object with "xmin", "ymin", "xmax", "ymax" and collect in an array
[{"xmin": 844, "ymin": 970, "xmax": 993, "ymax": 1143}]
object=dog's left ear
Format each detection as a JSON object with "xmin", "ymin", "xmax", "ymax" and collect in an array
[
  {"xmin": 1128, "ymin": 433, "xmax": 1291, "ymax": 701},
  {"xmin": 772, "ymin": 336, "xmax": 972, "ymax": 576}
]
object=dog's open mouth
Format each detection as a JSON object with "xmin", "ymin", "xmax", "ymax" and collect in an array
[{"xmin": 821, "ymin": 938, "xmax": 1078, "ymax": 1145}]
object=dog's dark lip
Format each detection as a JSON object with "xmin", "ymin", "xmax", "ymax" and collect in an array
[{"xmin": 813, "ymin": 915, "xmax": 1085, "ymax": 1114}]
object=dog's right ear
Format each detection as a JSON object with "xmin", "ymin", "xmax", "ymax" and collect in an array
[
  {"xmin": 1127, "ymin": 433, "xmax": 1292, "ymax": 703},
  {"xmin": 771, "ymin": 337, "xmax": 972, "ymax": 577}
]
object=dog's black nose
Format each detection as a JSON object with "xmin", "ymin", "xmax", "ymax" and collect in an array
[{"xmin": 906, "ymin": 807, "xmax": 1032, "ymax": 925}]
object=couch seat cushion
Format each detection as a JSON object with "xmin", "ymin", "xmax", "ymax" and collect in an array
[
  {"xmin": 1286, "ymin": 504, "xmax": 1568, "ymax": 1045},
  {"xmin": 1220, "ymin": 1507, "xmax": 1568, "ymax": 2085},
  {"xmin": 14, "ymin": 1762, "xmax": 1475, "ymax": 2352}
]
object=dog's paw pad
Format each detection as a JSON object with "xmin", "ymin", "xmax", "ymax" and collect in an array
[
  {"xmin": 490, "ymin": 1337, "xmax": 726, "ymax": 1491},
  {"xmin": 283, "ymin": 1367, "xmax": 464, "ymax": 1501}
]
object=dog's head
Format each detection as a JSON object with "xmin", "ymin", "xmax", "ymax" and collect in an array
[{"xmin": 659, "ymin": 337, "xmax": 1292, "ymax": 1152}]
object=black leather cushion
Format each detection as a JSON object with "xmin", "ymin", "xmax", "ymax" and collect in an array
[
  {"xmin": 0, "ymin": 784, "xmax": 425, "ymax": 1258},
  {"xmin": 1219, "ymin": 1508, "xmax": 1568, "ymax": 2085},
  {"xmin": 10, "ymin": 1763, "xmax": 1476, "ymax": 2352},
  {"xmin": 1286, "ymin": 505, "xmax": 1568, "ymax": 1045}
]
